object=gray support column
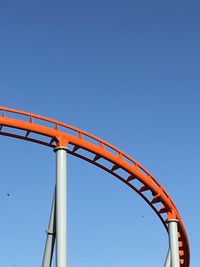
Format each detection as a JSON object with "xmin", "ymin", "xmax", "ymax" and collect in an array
[
  {"xmin": 42, "ymin": 192, "xmax": 56, "ymax": 267},
  {"xmin": 168, "ymin": 219, "xmax": 180, "ymax": 267},
  {"xmin": 164, "ymin": 249, "xmax": 171, "ymax": 267},
  {"xmin": 55, "ymin": 147, "xmax": 67, "ymax": 267}
]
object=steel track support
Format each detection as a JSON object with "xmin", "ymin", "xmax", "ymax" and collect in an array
[
  {"xmin": 164, "ymin": 249, "xmax": 171, "ymax": 267},
  {"xmin": 167, "ymin": 219, "xmax": 180, "ymax": 267},
  {"xmin": 55, "ymin": 147, "xmax": 67, "ymax": 267},
  {"xmin": 42, "ymin": 191, "xmax": 56, "ymax": 267}
]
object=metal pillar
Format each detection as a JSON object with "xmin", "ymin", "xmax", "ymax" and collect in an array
[
  {"xmin": 42, "ymin": 192, "xmax": 56, "ymax": 267},
  {"xmin": 55, "ymin": 147, "xmax": 67, "ymax": 267},
  {"xmin": 164, "ymin": 249, "xmax": 171, "ymax": 267},
  {"xmin": 168, "ymin": 219, "xmax": 180, "ymax": 267}
]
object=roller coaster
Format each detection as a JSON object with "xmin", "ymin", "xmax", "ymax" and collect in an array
[{"xmin": 0, "ymin": 107, "xmax": 190, "ymax": 267}]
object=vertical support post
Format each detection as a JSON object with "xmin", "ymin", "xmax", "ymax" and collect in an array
[
  {"xmin": 164, "ymin": 249, "xmax": 171, "ymax": 267},
  {"xmin": 42, "ymin": 191, "xmax": 56, "ymax": 267},
  {"xmin": 167, "ymin": 219, "xmax": 180, "ymax": 267},
  {"xmin": 55, "ymin": 147, "xmax": 67, "ymax": 267}
]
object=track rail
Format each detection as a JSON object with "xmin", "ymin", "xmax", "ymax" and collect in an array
[{"xmin": 0, "ymin": 107, "xmax": 190, "ymax": 267}]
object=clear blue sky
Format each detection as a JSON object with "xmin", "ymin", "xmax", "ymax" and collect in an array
[{"xmin": 0, "ymin": 1, "xmax": 199, "ymax": 266}]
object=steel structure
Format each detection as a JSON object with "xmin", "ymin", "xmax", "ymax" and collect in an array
[{"xmin": 0, "ymin": 107, "xmax": 190, "ymax": 267}]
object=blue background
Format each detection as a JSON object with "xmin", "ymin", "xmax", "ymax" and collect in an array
[{"xmin": 0, "ymin": 1, "xmax": 199, "ymax": 266}]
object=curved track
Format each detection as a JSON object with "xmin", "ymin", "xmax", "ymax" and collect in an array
[{"xmin": 0, "ymin": 107, "xmax": 189, "ymax": 267}]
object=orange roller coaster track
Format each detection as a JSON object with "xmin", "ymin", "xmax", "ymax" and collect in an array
[{"xmin": 0, "ymin": 107, "xmax": 189, "ymax": 267}]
